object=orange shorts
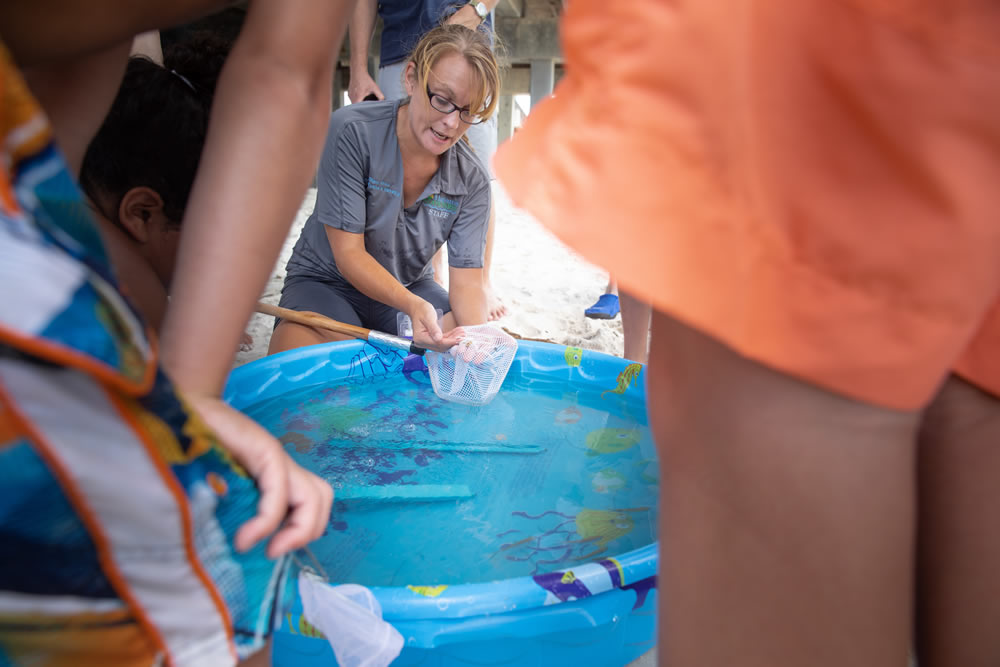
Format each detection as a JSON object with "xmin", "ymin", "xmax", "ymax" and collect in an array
[{"xmin": 495, "ymin": 0, "xmax": 1000, "ymax": 411}]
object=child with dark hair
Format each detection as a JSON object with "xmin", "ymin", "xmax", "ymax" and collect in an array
[
  {"xmin": 80, "ymin": 40, "xmax": 226, "ymax": 330},
  {"xmin": 0, "ymin": 1, "xmax": 353, "ymax": 663}
]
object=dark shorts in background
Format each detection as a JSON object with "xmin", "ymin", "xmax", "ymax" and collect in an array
[{"xmin": 277, "ymin": 275, "xmax": 451, "ymax": 336}]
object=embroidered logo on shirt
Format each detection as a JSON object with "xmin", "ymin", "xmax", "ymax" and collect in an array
[
  {"xmin": 424, "ymin": 194, "xmax": 458, "ymax": 218},
  {"xmin": 367, "ymin": 176, "xmax": 400, "ymax": 197}
]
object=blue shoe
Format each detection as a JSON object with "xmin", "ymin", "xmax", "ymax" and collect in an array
[{"xmin": 584, "ymin": 293, "xmax": 620, "ymax": 319}]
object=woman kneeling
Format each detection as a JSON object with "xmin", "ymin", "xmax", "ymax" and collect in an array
[{"xmin": 269, "ymin": 24, "xmax": 499, "ymax": 354}]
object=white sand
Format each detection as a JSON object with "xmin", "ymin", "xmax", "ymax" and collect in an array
[{"xmin": 235, "ymin": 182, "xmax": 624, "ymax": 365}]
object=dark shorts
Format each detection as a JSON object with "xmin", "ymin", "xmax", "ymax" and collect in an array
[{"xmin": 277, "ymin": 274, "xmax": 451, "ymax": 336}]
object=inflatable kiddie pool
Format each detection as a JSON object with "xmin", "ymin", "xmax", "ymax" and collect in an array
[{"xmin": 224, "ymin": 339, "xmax": 658, "ymax": 666}]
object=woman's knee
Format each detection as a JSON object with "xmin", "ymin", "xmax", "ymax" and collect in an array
[{"xmin": 267, "ymin": 321, "xmax": 345, "ymax": 355}]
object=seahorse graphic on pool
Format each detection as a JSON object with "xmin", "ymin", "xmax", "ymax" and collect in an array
[
  {"xmin": 601, "ymin": 363, "xmax": 642, "ymax": 398},
  {"xmin": 295, "ymin": 614, "xmax": 325, "ymax": 638}
]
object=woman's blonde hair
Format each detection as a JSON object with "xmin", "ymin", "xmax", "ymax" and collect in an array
[{"xmin": 408, "ymin": 24, "xmax": 501, "ymax": 121}]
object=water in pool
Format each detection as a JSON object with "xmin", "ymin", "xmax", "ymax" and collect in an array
[{"xmin": 242, "ymin": 357, "xmax": 659, "ymax": 587}]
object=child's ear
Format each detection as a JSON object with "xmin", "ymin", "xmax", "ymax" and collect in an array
[
  {"xmin": 403, "ymin": 62, "xmax": 417, "ymax": 97},
  {"xmin": 117, "ymin": 187, "xmax": 164, "ymax": 244}
]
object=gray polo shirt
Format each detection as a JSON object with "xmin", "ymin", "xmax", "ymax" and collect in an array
[{"xmin": 285, "ymin": 99, "xmax": 490, "ymax": 287}]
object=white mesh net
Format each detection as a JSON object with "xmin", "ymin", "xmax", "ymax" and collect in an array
[{"xmin": 425, "ymin": 324, "xmax": 517, "ymax": 406}]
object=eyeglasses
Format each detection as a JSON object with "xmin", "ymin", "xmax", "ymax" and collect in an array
[{"xmin": 425, "ymin": 84, "xmax": 486, "ymax": 125}]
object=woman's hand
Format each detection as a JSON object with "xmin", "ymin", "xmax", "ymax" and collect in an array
[
  {"xmin": 450, "ymin": 335, "xmax": 493, "ymax": 364},
  {"xmin": 184, "ymin": 394, "xmax": 333, "ymax": 558},
  {"xmin": 408, "ymin": 297, "xmax": 465, "ymax": 352}
]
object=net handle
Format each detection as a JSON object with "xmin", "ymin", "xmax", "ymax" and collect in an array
[{"xmin": 256, "ymin": 302, "xmax": 426, "ymax": 356}]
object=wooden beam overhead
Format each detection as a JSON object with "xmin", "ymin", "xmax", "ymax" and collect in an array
[
  {"xmin": 496, "ymin": 17, "xmax": 561, "ymax": 63},
  {"xmin": 500, "ymin": 64, "xmax": 564, "ymax": 95},
  {"xmin": 494, "ymin": 0, "xmax": 525, "ymax": 18}
]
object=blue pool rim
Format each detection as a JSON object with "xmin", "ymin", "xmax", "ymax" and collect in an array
[{"xmin": 224, "ymin": 339, "xmax": 659, "ymax": 652}]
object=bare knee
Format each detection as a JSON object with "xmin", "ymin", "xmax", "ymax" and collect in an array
[{"xmin": 267, "ymin": 321, "xmax": 345, "ymax": 355}]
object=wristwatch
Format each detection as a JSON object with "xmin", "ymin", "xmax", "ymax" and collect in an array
[{"xmin": 468, "ymin": 1, "xmax": 489, "ymax": 21}]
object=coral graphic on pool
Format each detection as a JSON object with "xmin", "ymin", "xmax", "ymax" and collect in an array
[
  {"xmin": 240, "ymin": 348, "xmax": 658, "ymax": 587},
  {"xmin": 497, "ymin": 507, "xmax": 649, "ymax": 574}
]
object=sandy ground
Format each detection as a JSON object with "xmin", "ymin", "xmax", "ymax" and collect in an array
[{"xmin": 235, "ymin": 183, "xmax": 624, "ymax": 365}]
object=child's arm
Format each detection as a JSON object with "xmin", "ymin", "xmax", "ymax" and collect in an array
[
  {"xmin": 160, "ymin": 0, "xmax": 353, "ymax": 395},
  {"xmin": 156, "ymin": 0, "xmax": 353, "ymax": 557}
]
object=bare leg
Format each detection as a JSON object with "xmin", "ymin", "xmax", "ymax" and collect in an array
[
  {"xmin": 619, "ymin": 289, "xmax": 650, "ymax": 363},
  {"xmin": 482, "ymin": 202, "xmax": 507, "ymax": 320},
  {"xmin": 267, "ymin": 321, "xmax": 350, "ymax": 355},
  {"xmin": 649, "ymin": 311, "xmax": 917, "ymax": 667},
  {"xmin": 916, "ymin": 375, "xmax": 1000, "ymax": 667},
  {"xmin": 440, "ymin": 311, "xmax": 458, "ymax": 331}
]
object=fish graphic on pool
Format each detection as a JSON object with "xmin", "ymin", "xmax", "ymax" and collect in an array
[
  {"xmin": 585, "ymin": 427, "xmax": 641, "ymax": 456},
  {"xmin": 564, "ymin": 346, "xmax": 583, "ymax": 367},
  {"xmin": 554, "ymin": 405, "xmax": 582, "ymax": 424}
]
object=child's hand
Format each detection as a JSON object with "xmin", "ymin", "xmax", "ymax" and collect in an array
[{"xmin": 184, "ymin": 394, "xmax": 333, "ymax": 558}]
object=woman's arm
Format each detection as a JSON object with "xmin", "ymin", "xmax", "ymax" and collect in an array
[
  {"xmin": 327, "ymin": 227, "xmax": 465, "ymax": 350},
  {"xmin": 441, "ymin": 178, "xmax": 491, "ymax": 328},
  {"xmin": 447, "ymin": 266, "xmax": 488, "ymax": 327}
]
